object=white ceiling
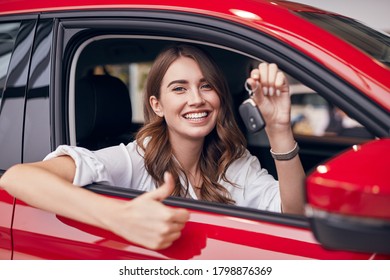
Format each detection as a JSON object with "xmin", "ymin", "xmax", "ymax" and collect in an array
[{"xmin": 292, "ymin": 0, "xmax": 390, "ymax": 33}]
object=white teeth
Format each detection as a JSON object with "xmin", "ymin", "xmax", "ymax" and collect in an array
[{"xmin": 184, "ymin": 112, "xmax": 208, "ymax": 119}]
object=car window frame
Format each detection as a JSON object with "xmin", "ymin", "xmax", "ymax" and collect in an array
[
  {"xmin": 84, "ymin": 182, "xmax": 308, "ymax": 227},
  {"xmin": 50, "ymin": 9, "xmax": 389, "ymax": 227}
]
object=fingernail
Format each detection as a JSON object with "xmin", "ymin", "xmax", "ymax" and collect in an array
[
  {"xmin": 276, "ymin": 89, "xmax": 281, "ymax": 96},
  {"xmin": 269, "ymin": 87, "xmax": 274, "ymax": 96},
  {"xmin": 262, "ymin": 87, "xmax": 268, "ymax": 95}
]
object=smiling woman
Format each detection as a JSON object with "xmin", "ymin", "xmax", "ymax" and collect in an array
[
  {"xmin": 136, "ymin": 44, "xmax": 305, "ymax": 212},
  {"xmin": 139, "ymin": 45, "xmax": 244, "ymax": 203}
]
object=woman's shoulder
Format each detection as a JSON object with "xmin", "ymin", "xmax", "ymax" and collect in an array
[{"xmin": 125, "ymin": 139, "xmax": 146, "ymax": 156}]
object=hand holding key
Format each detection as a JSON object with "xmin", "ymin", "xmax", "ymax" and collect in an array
[{"xmin": 245, "ymin": 62, "xmax": 291, "ymax": 132}]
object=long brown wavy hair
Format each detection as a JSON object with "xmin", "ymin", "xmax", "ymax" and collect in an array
[{"xmin": 136, "ymin": 44, "xmax": 246, "ymax": 204}]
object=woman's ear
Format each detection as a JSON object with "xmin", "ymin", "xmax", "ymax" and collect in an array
[{"xmin": 149, "ymin": 96, "xmax": 164, "ymax": 117}]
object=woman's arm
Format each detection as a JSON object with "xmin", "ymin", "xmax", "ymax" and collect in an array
[
  {"xmin": 0, "ymin": 157, "xmax": 189, "ymax": 249},
  {"xmin": 266, "ymin": 128, "xmax": 305, "ymax": 215},
  {"xmin": 246, "ymin": 63, "xmax": 305, "ymax": 215}
]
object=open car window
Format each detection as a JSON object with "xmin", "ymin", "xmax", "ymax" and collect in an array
[
  {"xmin": 68, "ymin": 34, "xmax": 377, "ymax": 217},
  {"xmin": 71, "ymin": 37, "xmax": 254, "ymax": 149}
]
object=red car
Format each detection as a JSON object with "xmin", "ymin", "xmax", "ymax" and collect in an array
[{"xmin": 0, "ymin": 0, "xmax": 389, "ymax": 260}]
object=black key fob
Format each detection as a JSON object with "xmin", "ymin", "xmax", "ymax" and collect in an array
[{"xmin": 239, "ymin": 98, "xmax": 265, "ymax": 133}]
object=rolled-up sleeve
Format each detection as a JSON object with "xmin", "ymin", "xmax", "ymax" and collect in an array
[{"xmin": 44, "ymin": 144, "xmax": 133, "ymax": 187}]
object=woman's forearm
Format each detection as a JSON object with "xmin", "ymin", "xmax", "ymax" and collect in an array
[
  {"xmin": 0, "ymin": 161, "xmax": 190, "ymax": 250},
  {"xmin": 267, "ymin": 129, "xmax": 305, "ymax": 215},
  {"xmin": 0, "ymin": 162, "xmax": 119, "ymax": 230},
  {"xmin": 274, "ymin": 155, "xmax": 305, "ymax": 214}
]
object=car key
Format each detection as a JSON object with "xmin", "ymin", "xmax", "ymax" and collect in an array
[{"xmin": 239, "ymin": 81, "xmax": 265, "ymax": 133}]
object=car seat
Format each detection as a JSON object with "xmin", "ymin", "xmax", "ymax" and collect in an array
[{"xmin": 75, "ymin": 74, "xmax": 134, "ymax": 150}]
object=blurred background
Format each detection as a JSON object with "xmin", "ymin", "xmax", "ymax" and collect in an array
[{"xmin": 293, "ymin": 0, "xmax": 390, "ymax": 33}]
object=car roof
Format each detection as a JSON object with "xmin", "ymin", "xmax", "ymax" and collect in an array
[
  {"xmin": 1, "ymin": 0, "xmax": 389, "ymax": 110},
  {"xmin": 0, "ymin": 0, "xmax": 322, "ymax": 16}
]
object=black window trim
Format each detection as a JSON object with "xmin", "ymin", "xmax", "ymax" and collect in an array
[
  {"xmin": 0, "ymin": 13, "xmax": 38, "ymax": 22},
  {"xmin": 85, "ymin": 183, "xmax": 308, "ymax": 228}
]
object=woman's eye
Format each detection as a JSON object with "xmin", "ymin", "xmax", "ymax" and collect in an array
[
  {"xmin": 201, "ymin": 83, "xmax": 212, "ymax": 90},
  {"xmin": 173, "ymin": 86, "xmax": 186, "ymax": 92}
]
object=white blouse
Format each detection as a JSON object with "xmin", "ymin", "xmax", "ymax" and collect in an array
[{"xmin": 44, "ymin": 141, "xmax": 281, "ymax": 212}]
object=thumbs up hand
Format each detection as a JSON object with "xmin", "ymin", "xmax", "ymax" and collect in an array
[{"xmin": 106, "ymin": 172, "xmax": 190, "ymax": 250}]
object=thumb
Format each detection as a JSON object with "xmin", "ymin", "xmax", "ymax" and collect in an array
[{"xmin": 143, "ymin": 172, "xmax": 175, "ymax": 202}]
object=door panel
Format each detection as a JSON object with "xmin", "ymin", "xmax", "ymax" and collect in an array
[{"xmin": 11, "ymin": 195, "xmax": 373, "ymax": 260}]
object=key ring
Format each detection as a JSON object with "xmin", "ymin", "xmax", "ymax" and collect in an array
[{"xmin": 244, "ymin": 81, "xmax": 259, "ymax": 97}]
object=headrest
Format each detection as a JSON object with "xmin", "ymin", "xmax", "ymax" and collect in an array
[{"xmin": 75, "ymin": 75, "xmax": 132, "ymax": 143}]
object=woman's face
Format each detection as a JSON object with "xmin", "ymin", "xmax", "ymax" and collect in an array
[{"xmin": 150, "ymin": 56, "xmax": 220, "ymax": 143}]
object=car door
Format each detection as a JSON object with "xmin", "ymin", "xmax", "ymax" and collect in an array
[
  {"xmin": 10, "ymin": 10, "xmax": 389, "ymax": 259},
  {"xmin": 0, "ymin": 18, "xmax": 37, "ymax": 260}
]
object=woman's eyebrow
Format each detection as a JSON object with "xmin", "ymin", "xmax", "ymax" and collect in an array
[
  {"xmin": 167, "ymin": 78, "xmax": 208, "ymax": 88},
  {"xmin": 167, "ymin": 79, "xmax": 188, "ymax": 88}
]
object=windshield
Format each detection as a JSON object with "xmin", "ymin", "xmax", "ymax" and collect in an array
[{"xmin": 296, "ymin": 12, "xmax": 390, "ymax": 67}]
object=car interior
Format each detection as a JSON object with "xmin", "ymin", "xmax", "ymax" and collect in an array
[
  {"xmin": 72, "ymin": 36, "xmax": 374, "ymax": 182},
  {"xmin": 73, "ymin": 37, "xmax": 254, "ymax": 146}
]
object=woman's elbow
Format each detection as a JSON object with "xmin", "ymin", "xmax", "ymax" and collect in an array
[{"xmin": 0, "ymin": 163, "xmax": 26, "ymax": 192}]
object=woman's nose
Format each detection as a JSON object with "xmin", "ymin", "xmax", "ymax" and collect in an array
[{"xmin": 187, "ymin": 89, "xmax": 205, "ymax": 106}]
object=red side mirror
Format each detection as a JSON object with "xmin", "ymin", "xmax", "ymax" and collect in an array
[{"xmin": 305, "ymin": 139, "xmax": 390, "ymax": 254}]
